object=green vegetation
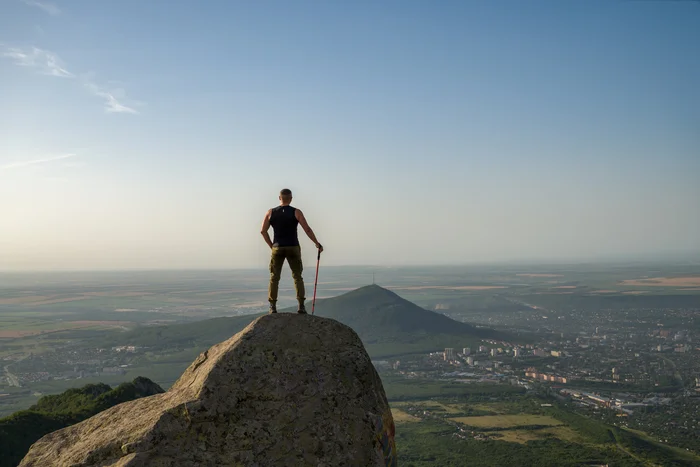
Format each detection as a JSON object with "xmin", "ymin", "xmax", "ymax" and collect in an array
[
  {"xmin": 626, "ymin": 398, "xmax": 700, "ymax": 456},
  {"xmin": 544, "ymin": 406, "xmax": 616, "ymax": 444},
  {"xmin": 613, "ymin": 428, "xmax": 700, "ymax": 467},
  {"xmin": 448, "ymin": 414, "xmax": 562, "ymax": 428},
  {"xmin": 381, "ymin": 376, "xmax": 525, "ymax": 401},
  {"xmin": 395, "ymin": 418, "xmax": 642, "ymax": 467},
  {"xmin": 390, "ymin": 394, "xmax": 700, "ymax": 466},
  {"xmin": 0, "ymin": 377, "xmax": 163, "ymax": 467},
  {"xmin": 546, "ymin": 404, "xmax": 700, "ymax": 465}
]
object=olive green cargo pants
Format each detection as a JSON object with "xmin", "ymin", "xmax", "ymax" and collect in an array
[{"xmin": 268, "ymin": 245, "xmax": 305, "ymax": 305}]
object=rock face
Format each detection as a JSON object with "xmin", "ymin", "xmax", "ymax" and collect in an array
[{"xmin": 20, "ymin": 314, "xmax": 397, "ymax": 467}]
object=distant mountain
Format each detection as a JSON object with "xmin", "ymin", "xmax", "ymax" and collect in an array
[
  {"xmin": 310, "ymin": 284, "xmax": 508, "ymax": 343},
  {"xmin": 106, "ymin": 285, "xmax": 515, "ymax": 351},
  {"xmin": 0, "ymin": 377, "xmax": 164, "ymax": 467}
]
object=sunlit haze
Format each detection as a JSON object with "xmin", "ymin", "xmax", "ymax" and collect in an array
[{"xmin": 1, "ymin": 0, "xmax": 698, "ymax": 271}]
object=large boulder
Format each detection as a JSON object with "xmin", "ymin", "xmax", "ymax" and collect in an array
[{"xmin": 20, "ymin": 314, "xmax": 397, "ymax": 466}]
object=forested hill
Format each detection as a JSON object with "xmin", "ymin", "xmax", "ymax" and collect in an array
[
  {"xmin": 312, "ymin": 284, "xmax": 513, "ymax": 343},
  {"xmin": 0, "ymin": 377, "xmax": 163, "ymax": 467}
]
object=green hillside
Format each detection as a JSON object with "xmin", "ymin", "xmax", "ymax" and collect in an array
[
  {"xmin": 0, "ymin": 377, "xmax": 163, "ymax": 467},
  {"xmin": 101, "ymin": 285, "xmax": 519, "ymax": 354}
]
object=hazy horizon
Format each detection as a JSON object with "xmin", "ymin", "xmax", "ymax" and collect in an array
[
  {"xmin": 2, "ymin": 0, "xmax": 698, "ymax": 271},
  {"xmin": 2, "ymin": 252, "xmax": 700, "ymax": 273}
]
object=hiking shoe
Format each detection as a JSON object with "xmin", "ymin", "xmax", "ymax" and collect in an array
[
  {"xmin": 297, "ymin": 306, "xmax": 307, "ymax": 314},
  {"xmin": 269, "ymin": 304, "xmax": 277, "ymax": 314}
]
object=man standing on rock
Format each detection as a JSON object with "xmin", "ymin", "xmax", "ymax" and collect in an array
[{"xmin": 261, "ymin": 188, "xmax": 323, "ymax": 314}]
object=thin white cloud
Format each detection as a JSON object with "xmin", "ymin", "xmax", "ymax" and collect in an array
[
  {"xmin": 85, "ymin": 82, "xmax": 139, "ymax": 114},
  {"xmin": 1, "ymin": 46, "xmax": 72, "ymax": 77},
  {"xmin": 21, "ymin": 0, "xmax": 61, "ymax": 16},
  {"xmin": 0, "ymin": 45, "xmax": 142, "ymax": 114},
  {"xmin": 0, "ymin": 154, "xmax": 77, "ymax": 171}
]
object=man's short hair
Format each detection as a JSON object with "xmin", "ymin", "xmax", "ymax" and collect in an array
[{"xmin": 280, "ymin": 188, "xmax": 292, "ymax": 198}]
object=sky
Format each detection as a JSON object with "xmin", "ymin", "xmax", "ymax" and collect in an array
[{"xmin": 1, "ymin": 0, "xmax": 699, "ymax": 271}]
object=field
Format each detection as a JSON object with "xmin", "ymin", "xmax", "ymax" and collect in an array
[
  {"xmin": 390, "ymin": 398, "xmax": 700, "ymax": 466},
  {"xmin": 392, "ymin": 400, "xmax": 465, "ymax": 414},
  {"xmin": 394, "ymin": 400, "xmax": 586, "ymax": 447},
  {"xmin": 619, "ymin": 276, "xmax": 700, "ymax": 287},
  {"xmin": 448, "ymin": 414, "xmax": 562, "ymax": 428},
  {"xmin": 391, "ymin": 408, "xmax": 421, "ymax": 423},
  {"xmin": 0, "ymin": 320, "xmax": 131, "ymax": 338},
  {"xmin": 485, "ymin": 426, "xmax": 584, "ymax": 444},
  {"xmin": 392, "ymin": 399, "xmax": 640, "ymax": 466}
]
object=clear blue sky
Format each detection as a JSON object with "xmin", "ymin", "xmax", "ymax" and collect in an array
[{"xmin": 1, "ymin": 0, "xmax": 698, "ymax": 270}]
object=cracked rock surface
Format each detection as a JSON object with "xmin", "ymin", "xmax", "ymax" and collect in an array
[{"xmin": 19, "ymin": 314, "xmax": 397, "ymax": 467}]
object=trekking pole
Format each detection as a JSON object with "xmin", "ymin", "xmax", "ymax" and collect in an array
[{"xmin": 311, "ymin": 247, "xmax": 322, "ymax": 315}]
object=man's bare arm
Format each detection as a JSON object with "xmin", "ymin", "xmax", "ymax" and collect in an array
[
  {"xmin": 296, "ymin": 209, "xmax": 323, "ymax": 252},
  {"xmin": 260, "ymin": 209, "xmax": 273, "ymax": 249}
]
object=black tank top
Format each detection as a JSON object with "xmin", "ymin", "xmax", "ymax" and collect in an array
[{"xmin": 270, "ymin": 205, "xmax": 299, "ymax": 247}]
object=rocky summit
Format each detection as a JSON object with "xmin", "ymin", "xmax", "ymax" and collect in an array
[{"xmin": 19, "ymin": 314, "xmax": 397, "ymax": 467}]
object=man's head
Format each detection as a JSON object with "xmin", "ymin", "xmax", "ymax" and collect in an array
[{"xmin": 279, "ymin": 188, "xmax": 292, "ymax": 204}]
